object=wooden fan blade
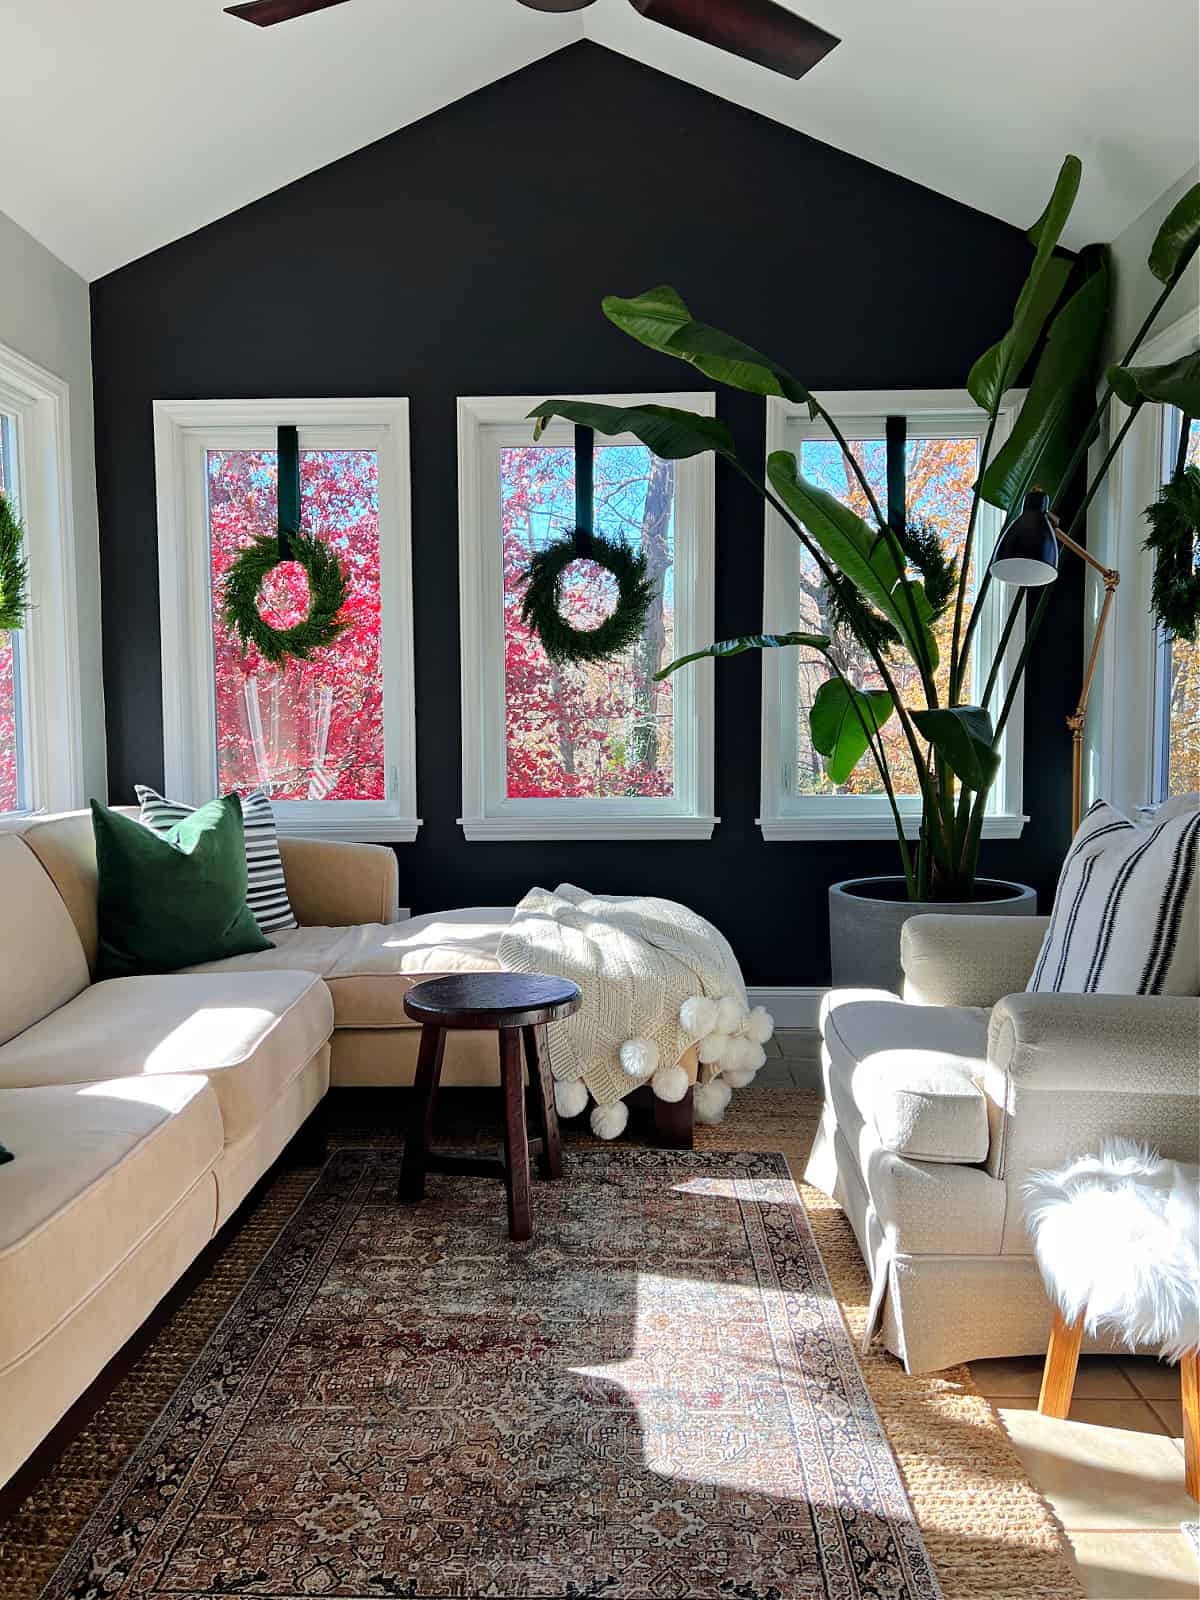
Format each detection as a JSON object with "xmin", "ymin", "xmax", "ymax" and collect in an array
[
  {"xmin": 628, "ymin": 0, "xmax": 839, "ymax": 79},
  {"xmin": 225, "ymin": 0, "xmax": 353, "ymax": 25}
]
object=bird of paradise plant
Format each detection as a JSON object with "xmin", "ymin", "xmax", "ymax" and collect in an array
[{"xmin": 531, "ymin": 157, "xmax": 1200, "ymax": 901}]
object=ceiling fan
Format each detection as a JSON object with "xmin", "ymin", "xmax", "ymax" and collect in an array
[{"xmin": 223, "ymin": 0, "xmax": 841, "ymax": 82}]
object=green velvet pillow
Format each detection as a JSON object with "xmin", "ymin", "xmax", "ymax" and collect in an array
[{"xmin": 92, "ymin": 794, "xmax": 273, "ymax": 979}]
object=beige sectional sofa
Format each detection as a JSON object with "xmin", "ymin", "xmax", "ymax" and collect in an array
[
  {"xmin": 0, "ymin": 810, "xmax": 542, "ymax": 1487},
  {"xmin": 806, "ymin": 911, "xmax": 1200, "ymax": 1375}
]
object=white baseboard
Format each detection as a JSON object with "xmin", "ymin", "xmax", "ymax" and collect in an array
[{"xmin": 746, "ymin": 986, "xmax": 825, "ymax": 1030}]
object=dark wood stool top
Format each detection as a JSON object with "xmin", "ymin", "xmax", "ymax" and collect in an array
[
  {"xmin": 398, "ymin": 972, "xmax": 582, "ymax": 1242},
  {"xmin": 402, "ymin": 972, "xmax": 582, "ymax": 1029}
]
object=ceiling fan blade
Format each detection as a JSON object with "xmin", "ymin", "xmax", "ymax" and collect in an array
[
  {"xmin": 225, "ymin": 0, "xmax": 353, "ymax": 25},
  {"xmin": 628, "ymin": 0, "xmax": 839, "ymax": 79},
  {"xmin": 514, "ymin": 1, "xmax": 600, "ymax": 10}
]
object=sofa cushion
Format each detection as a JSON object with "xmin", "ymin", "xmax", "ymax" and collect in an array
[
  {"xmin": 0, "ymin": 1074, "xmax": 222, "ymax": 1372},
  {"xmin": 19, "ymin": 807, "xmax": 137, "ymax": 975},
  {"xmin": 823, "ymin": 993, "xmax": 990, "ymax": 1164},
  {"xmin": 186, "ymin": 907, "xmax": 509, "ymax": 1028},
  {"xmin": 0, "ymin": 971, "xmax": 333, "ymax": 1143},
  {"xmin": 0, "ymin": 835, "xmax": 90, "ymax": 1047}
]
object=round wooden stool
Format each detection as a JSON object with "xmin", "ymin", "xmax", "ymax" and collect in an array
[{"xmin": 398, "ymin": 972, "xmax": 582, "ymax": 1241}]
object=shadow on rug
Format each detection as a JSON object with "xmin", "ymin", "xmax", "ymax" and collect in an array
[{"xmin": 42, "ymin": 1146, "xmax": 940, "ymax": 1600}]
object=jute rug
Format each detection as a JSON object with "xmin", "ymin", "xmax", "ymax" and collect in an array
[{"xmin": 0, "ymin": 1087, "xmax": 1084, "ymax": 1600}]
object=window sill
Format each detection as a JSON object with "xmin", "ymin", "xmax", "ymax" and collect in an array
[
  {"xmin": 757, "ymin": 812, "xmax": 1028, "ymax": 842},
  {"xmin": 276, "ymin": 815, "xmax": 422, "ymax": 844},
  {"xmin": 459, "ymin": 815, "xmax": 719, "ymax": 842}
]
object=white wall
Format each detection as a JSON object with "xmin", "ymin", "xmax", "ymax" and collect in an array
[
  {"xmin": 0, "ymin": 207, "xmax": 105, "ymax": 802},
  {"xmin": 1107, "ymin": 163, "xmax": 1199, "ymax": 359}
]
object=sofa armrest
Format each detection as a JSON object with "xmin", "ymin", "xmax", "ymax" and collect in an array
[
  {"xmin": 984, "ymin": 992, "xmax": 1200, "ymax": 1184},
  {"xmin": 276, "ymin": 837, "xmax": 400, "ymax": 927},
  {"xmin": 901, "ymin": 914, "xmax": 1050, "ymax": 1007}
]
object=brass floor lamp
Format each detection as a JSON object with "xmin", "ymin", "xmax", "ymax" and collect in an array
[{"xmin": 990, "ymin": 489, "xmax": 1120, "ymax": 832}]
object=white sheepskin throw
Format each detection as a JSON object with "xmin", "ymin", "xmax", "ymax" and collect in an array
[
  {"xmin": 1024, "ymin": 1138, "xmax": 1199, "ymax": 1363},
  {"xmin": 497, "ymin": 884, "xmax": 766, "ymax": 1115}
]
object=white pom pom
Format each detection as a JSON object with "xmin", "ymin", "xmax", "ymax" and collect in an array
[
  {"xmin": 554, "ymin": 1079, "xmax": 589, "ymax": 1119},
  {"xmin": 722, "ymin": 1066, "xmax": 758, "ymax": 1089},
  {"xmin": 619, "ymin": 1037, "xmax": 659, "ymax": 1079},
  {"xmin": 745, "ymin": 1005, "xmax": 775, "ymax": 1045},
  {"xmin": 694, "ymin": 1078, "xmax": 730, "ymax": 1125},
  {"xmin": 651, "ymin": 1063, "xmax": 690, "ymax": 1103},
  {"xmin": 590, "ymin": 1100, "xmax": 629, "ymax": 1141},
  {"xmin": 715, "ymin": 995, "xmax": 745, "ymax": 1036},
  {"xmin": 727, "ymin": 1037, "xmax": 766, "ymax": 1074},
  {"xmin": 679, "ymin": 995, "xmax": 719, "ymax": 1038},
  {"xmin": 697, "ymin": 1031, "xmax": 730, "ymax": 1065}
]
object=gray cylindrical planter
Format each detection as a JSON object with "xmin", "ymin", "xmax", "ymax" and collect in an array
[{"xmin": 829, "ymin": 876, "xmax": 1037, "ymax": 996}]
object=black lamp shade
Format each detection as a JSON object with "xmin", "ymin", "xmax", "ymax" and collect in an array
[{"xmin": 990, "ymin": 490, "xmax": 1060, "ymax": 587}]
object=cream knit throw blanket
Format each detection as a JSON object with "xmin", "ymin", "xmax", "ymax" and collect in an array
[{"xmin": 498, "ymin": 884, "xmax": 773, "ymax": 1138}]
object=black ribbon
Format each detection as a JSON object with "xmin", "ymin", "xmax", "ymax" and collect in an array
[
  {"xmin": 573, "ymin": 424, "xmax": 595, "ymax": 558},
  {"xmin": 277, "ymin": 424, "xmax": 300, "ymax": 561},
  {"xmin": 886, "ymin": 414, "xmax": 906, "ymax": 534},
  {"xmin": 1174, "ymin": 414, "xmax": 1194, "ymax": 482}
]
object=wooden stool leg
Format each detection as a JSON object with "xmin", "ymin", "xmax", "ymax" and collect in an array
[
  {"xmin": 1182, "ymin": 1350, "xmax": 1199, "ymax": 1502},
  {"xmin": 500, "ymin": 1027, "xmax": 532, "ymax": 1242},
  {"xmin": 398, "ymin": 1024, "xmax": 445, "ymax": 1202},
  {"xmin": 1038, "ymin": 1308, "xmax": 1084, "ymax": 1419},
  {"xmin": 523, "ymin": 1024, "xmax": 562, "ymax": 1180}
]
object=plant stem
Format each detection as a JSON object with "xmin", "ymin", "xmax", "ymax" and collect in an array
[
  {"xmin": 823, "ymin": 653, "xmax": 917, "ymax": 896},
  {"xmin": 980, "ymin": 588, "xmax": 1025, "ymax": 710},
  {"xmin": 950, "ymin": 409, "xmax": 999, "ymax": 701}
]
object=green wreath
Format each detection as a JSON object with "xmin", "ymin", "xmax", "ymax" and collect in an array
[
  {"xmin": 520, "ymin": 530, "xmax": 654, "ymax": 666},
  {"xmin": 0, "ymin": 490, "xmax": 29, "ymax": 633},
  {"xmin": 1144, "ymin": 464, "xmax": 1200, "ymax": 644},
  {"xmin": 222, "ymin": 529, "xmax": 350, "ymax": 666}
]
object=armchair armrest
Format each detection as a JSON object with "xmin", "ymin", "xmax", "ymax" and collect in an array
[
  {"xmin": 983, "ymin": 992, "xmax": 1200, "ymax": 1198},
  {"xmin": 901, "ymin": 914, "xmax": 1050, "ymax": 1007},
  {"xmin": 276, "ymin": 836, "xmax": 400, "ymax": 927}
]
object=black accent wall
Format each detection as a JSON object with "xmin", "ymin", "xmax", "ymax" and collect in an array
[{"xmin": 90, "ymin": 41, "xmax": 1080, "ymax": 985}]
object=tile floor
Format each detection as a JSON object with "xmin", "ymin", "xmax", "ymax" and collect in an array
[{"xmin": 768, "ymin": 1030, "xmax": 1198, "ymax": 1600}]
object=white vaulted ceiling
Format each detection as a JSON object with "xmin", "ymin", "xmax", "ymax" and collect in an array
[{"xmin": 1, "ymin": 0, "xmax": 1196, "ymax": 281}]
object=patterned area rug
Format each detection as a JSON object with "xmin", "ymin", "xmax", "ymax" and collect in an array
[{"xmin": 42, "ymin": 1146, "xmax": 940, "ymax": 1600}]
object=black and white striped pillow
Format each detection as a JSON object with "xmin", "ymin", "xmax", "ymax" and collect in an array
[
  {"xmin": 1028, "ymin": 798, "xmax": 1200, "ymax": 996},
  {"xmin": 135, "ymin": 786, "xmax": 298, "ymax": 935}
]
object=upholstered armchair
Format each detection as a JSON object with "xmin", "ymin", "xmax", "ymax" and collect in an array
[{"xmin": 804, "ymin": 913, "xmax": 1200, "ymax": 1374}]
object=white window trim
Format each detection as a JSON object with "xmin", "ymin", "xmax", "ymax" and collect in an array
[
  {"xmin": 758, "ymin": 389, "xmax": 1028, "ymax": 841},
  {"xmin": 152, "ymin": 397, "xmax": 419, "ymax": 842},
  {"xmin": 0, "ymin": 340, "xmax": 85, "ymax": 823},
  {"xmin": 1085, "ymin": 311, "xmax": 1198, "ymax": 815},
  {"xmin": 456, "ymin": 393, "xmax": 717, "ymax": 841}
]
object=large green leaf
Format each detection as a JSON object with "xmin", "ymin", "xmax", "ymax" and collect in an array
[
  {"xmin": 656, "ymin": 631, "xmax": 829, "ymax": 681},
  {"xmin": 810, "ymin": 679, "xmax": 894, "ymax": 786},
  {"xmin": 1148, "ymin": 183, "xmax": 1200, "ymax": 285},
  {"xmin": 602, "ymin": 286, "xmax": 810, "ymax": 404},
  {"xmin": 911, "ymin": 705, "xmax": 1000, "ymax": 792},
  {"xmin": 979, "ymin": 250, "xmax": 1111, "ymax": 510},
  {"xmin": 527, "ymin": 400, "xmax": 736, "ymax": 461},
  {"xmin": 967, "ymin": 156, "xmax": 1082, "ymax": 413},
  {"xmin": 1107, "ymin": 352, "xmax": 1200, "ymax": 414},
  {"xmin": 766, "ymin": 452, "xmax": 935, "ymax": 659}
]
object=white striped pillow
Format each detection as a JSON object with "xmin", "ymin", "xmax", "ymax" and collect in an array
[
  {"xmin": 1028, "ymin": 798, "xmax": 1200, "ymax": 996},
  {"xmin": 135, "ymin": 786, "xmax": 298, "ymax": 935}
]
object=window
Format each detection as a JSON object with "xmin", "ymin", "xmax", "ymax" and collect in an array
[
  {"xmin": 1152, "ymin": 412, "xmax": 1199, "ymax": 798},
  {"xmin": 153, "ymin": 399, "xmax": 418, "ymax": 840},
  {"xmin": 0, "ymin": 340, "xmax": 85, "ymax": 821},
  {"xmin": 1085, "ymin": 312, "xmax": 1198, "ymax": 815},
  {"xmin": 457, "ymin": 394, "xmax": 716, "ymax": 839},
  {"xmin": 760, "ymin": 391, "xmax": 1027, "ymax": 839},
  {"xmin": 0, "ymin": 412, "xmax": 26, "ymax": 812}
]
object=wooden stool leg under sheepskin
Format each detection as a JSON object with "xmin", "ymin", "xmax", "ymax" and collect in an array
[
  {"xmin": 1183, "ymin": 1349, "xmax": 1199, "ymax": 1501},
  {"xmin": 1038, "ymin": 1310, "xmax": 1084, "ymax": 1419}
]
